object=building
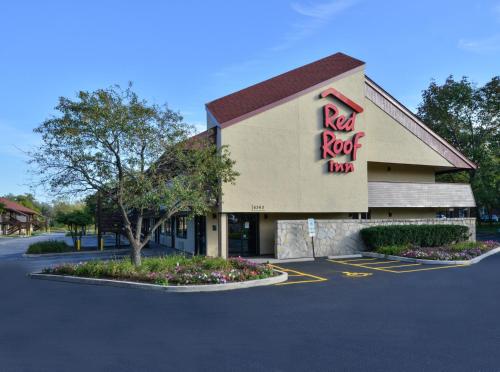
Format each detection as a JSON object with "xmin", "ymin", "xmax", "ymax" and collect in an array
[
  {"xmin": 0, "ymin": 198, "xmax": 44, "ymax": 235},
  {"xmin": 153, "ymin": 52, "xmax": 476, "ymax": 259}
]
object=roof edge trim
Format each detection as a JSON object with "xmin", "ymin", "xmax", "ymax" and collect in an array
[
  {"xmin": 213, "ymin": 64, "xmax": 365, "ymax": 129},
  {"xmin": 365, "ymin": 77, "xmax": 477, "ymax": 170}
]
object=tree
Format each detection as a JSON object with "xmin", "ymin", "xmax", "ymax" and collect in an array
[
  {"xmin": 2, "ymin": 193, "xmax": 41, "ymax": 213},
  {"xmin": 417, "ymin": 76, "xmax": 500, "ymax": 214},
  {"xmin": 56, "ymin": 210, "xmax": 93, "ymax": 246},
  {"xmin": 30, "ymin": 84, "xmax": 237, "ymax": 266}
]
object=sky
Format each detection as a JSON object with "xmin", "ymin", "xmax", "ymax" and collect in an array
[{"xmin": 0, "ymin": 0, "xmax": 499, "ymax": 201}]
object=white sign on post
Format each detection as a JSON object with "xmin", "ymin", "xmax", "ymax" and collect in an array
[{"xmin": 307, "ymin": 218, "xmax": 316, "ymax": 237}]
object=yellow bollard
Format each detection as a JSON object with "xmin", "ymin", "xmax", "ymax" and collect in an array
[
  {"xmin": 100, "ymin": 238, "xmax": 104, "ymax": 251},
  {"xmin": 76, "ymin": 239, "xmax": 81, "ymax": 251}
]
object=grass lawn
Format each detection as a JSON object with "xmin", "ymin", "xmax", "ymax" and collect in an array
[{"xmin": 43, "ymin": 256, "xmax": 278, "ymax": 286}]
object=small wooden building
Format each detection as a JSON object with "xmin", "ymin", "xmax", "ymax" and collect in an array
[{"xmin": 0, "ymin": 198, "xmax": 45, "ymax": 235}]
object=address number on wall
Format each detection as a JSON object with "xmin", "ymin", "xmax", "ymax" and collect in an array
[{"xmin": 251, "ymin": 205, "xmax": 265, "ymax": 211}]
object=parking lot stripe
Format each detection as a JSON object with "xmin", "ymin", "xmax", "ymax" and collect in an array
[
  {"xmin": 268, "ymin": 264, "xmax": 328, "ymax": 285},
  {"xmin": 339, "ymin": 258, "xmax": 377, "ymax": 263},
  {"xmin": 360, "ymin": 260, "xmax": 400, "ymax": 265},
  {"xmin": 377, "ymin": 263, "xmax": 422, "ymax": 269},
  {"xmin": 275, "ymin": 279, "xmax": 327, "ymax": 286},
  {"xmin": 328, "ymin": 259, "xmax": 395, "ymax": 272},
  {"xmin": 391, "ymin": 265, "xmax": 468, "ymax": 273},
  {"xmin": 328, "ymin": 258, "xmax": 470, "ymax": 274}
]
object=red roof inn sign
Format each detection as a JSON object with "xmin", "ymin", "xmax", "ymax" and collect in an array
[{"xmin": 320, "ymin": 88, "xmax": 365, "ymax": 173}]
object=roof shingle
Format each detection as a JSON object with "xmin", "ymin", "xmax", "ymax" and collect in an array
[{"xmin": 206, "ymin": 52, "xmax": 365, "ymax": 126}]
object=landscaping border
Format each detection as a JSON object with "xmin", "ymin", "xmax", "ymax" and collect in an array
[
  {"xmin": 29, "ymin": 270, "xmax": 288, "ymax": 292},
  {"xmin": 23, "ymin": 248, "xmax": 130, "ymax": 258},
  {"xmin": 361, "ymin": 246, "xmax": 500, "ymax": 266}
]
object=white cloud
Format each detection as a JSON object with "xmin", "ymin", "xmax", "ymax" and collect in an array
[
  {"xmin": 458, "ymin": 3, "xmax": 500, "ymax": 54},
  {"xmin": 291, "ymin": 0, "xmax": 354, "ymax": 19},
  {"xmin": 271, "ymin": 0, "xmax": 358, "ymax": 51},
  {"xmin": 458, "ymin": 34, "xmax": 500, "ymax": 53}
]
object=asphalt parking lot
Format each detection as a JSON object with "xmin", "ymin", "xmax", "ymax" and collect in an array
[{"xmin": 1, "ymin": 237, "xmax": 500, "ymax": 371}]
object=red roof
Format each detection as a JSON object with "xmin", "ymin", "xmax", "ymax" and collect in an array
[
  {"xmin": 0, "ymin": 198, "xmax": 39, "ymax": 215},
  {"xmin": 206, "ymin": 52, "xmax": 365, "ymax": 126}
]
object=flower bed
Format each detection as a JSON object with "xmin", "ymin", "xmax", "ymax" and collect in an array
[
  {"xmin": 373, "ymin": 240, "xmax": 498, "ymax": 261},
  {"xmin": 43, "ymin": 256, "xmax": 277, "ymax": 286}
]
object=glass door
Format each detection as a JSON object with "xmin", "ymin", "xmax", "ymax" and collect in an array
[
  {"xmin": 194, "ymin": 216, "xmax": 206, "ymax": 255},
  {"xmin": 228, "ymin": 213, "xmax": 258, "ymax": 256}
]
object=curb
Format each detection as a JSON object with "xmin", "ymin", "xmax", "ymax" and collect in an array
[
  {"xmin": 29, "ymin": 271, "xmax": 288, "ymax": 293},
  {"xmin": 248, "ymin": 257, "xmax": 315, "ymax": 264},
  {"xmin": 23, "ymin": 248, "xmax": 130, "ymax": 258},
  {"xmin": 362, "ymin": 246, "xmax": 500, "ymax": 265}
]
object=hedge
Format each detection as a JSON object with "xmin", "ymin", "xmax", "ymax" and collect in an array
[
  {"xmin": 26, "ymin": 240, "xmax": 72, "ymax": 254},
  {"xmin": 360, "ymin": 224, "xmax": 469, "ymax": 249}
]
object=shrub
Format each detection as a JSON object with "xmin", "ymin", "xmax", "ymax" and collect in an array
[
  {"xmin": 361, "ymin": 224, "xmax": 469, "ymax": 249},
  {"xmin": 27, "ymin": 240, "xmax": 72, "ymax": 254},
  {"xmin": 447, "ymin": 241, "xmax": 481, "ymax": 252},
  {"xmin": 374, "ymin": 244, "xmax": 410, "ymax": 256}
]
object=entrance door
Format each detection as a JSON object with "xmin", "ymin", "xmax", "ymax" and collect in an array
[
  {"xmin": 228, "ymin": 213, "xmax": 258, "ymax": 256},
  {"xmin": 170, "ymin": 218, "xmax": 175, "ymax": 249},
  {"xmin": 194, "ymin": 216, "xmax": 206, "ymax": 255}
]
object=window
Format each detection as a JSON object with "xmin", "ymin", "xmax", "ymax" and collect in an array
[
  {"xmin": 164, "ymin": 218, "xmax": 172, "ymax": 235},
  {"xmin": 176, "ymin": 216, "xmax": 187, "ymax": 239}
]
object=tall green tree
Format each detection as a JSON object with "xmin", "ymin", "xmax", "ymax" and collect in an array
[
  {"xmin": 30, "ymin": 84, "xmax": 237, "ymax": 266},
  {"xmin": 56, "ymin": 209, "xmax": 93, "ymax": 246},
  {"xmin": 417, "ymin": 76, "xmax": 499, "ymax": 214}
]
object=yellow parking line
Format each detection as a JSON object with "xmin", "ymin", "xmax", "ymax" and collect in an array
[
  {"xmin": 377, "ymin": 263, "xmax": 422, "ymax": 269},
  {"xmin": 328, "ymin": 259, "xmax": 469, "ymax": 274},
  {"xmin": 275, "ymin": 279, "xmax": 327, "ymax": 286},
  {"xmin": 392, "ymin": 265, "xmax": 468, "ymax": 273},
  {"xmin": 360, "ymin": 260, "xmax": 400, "ymax": 265},
  {"xmin": 339, "ymin": 258, "xmax": 377, "ymax": 263},
  {"xmin": 272, "ymin": 267, "xmax": 327, "ymax": 281},
  {"xmin": 269, "ymin": 265, "xmax": 328, "ymax": 284},
  {"xmin": 328, "ymin": 260, "xmax": 405, "ymax": 273}
]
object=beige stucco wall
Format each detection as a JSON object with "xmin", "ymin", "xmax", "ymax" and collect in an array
[
  {"xmin": 363, "ymin": 99, "xmax": 453, "ymax": 167},
  {"xmin": 205, "ymin": 212, "xmax": 219, "ymax": 257},
  {"xmin": 218, "ymin": 69, "xmax": 455, "ymax": 215},
  {"xmin": 220, "ymin": 69, "xmax": 369, "ymax": 213},
  {"xmin": 367, "ymin": 163, "xmax": 436, "ymax": 182},
  {"xmin": 370, "ymin": 208, "xmax": 436, "ymax": 219}
]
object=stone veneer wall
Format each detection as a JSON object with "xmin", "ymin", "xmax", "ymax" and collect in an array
[{"xmin": 275, "ymin": 218, "xmax": 476, "ymax": 259}]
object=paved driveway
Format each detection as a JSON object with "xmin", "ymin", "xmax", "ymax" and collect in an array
[
  {"xmin": 0, "ymin": 233, "xmax": 67, "ymax": 260},
  {"xmin": 1, "ymin": 238, "xmax": 500, "ymax": 371}
]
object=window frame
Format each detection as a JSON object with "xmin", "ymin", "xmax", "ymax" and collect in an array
[
  {"xmin": 164, "ymin": 218, "xmax": 172, "ymax": 235},
  {"xmin": 175, "ymin": 216, "xmax": 188, "ymax": 239}
]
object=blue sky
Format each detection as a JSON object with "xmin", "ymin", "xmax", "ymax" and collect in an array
[{"xmin": 1, "ymin": 0, "xmax": 499, "ymax": 201}]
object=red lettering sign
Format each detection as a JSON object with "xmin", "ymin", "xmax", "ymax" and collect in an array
[{"xmin": 319, "ymin": 88, "xmax": 364, "ymax": 173}]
